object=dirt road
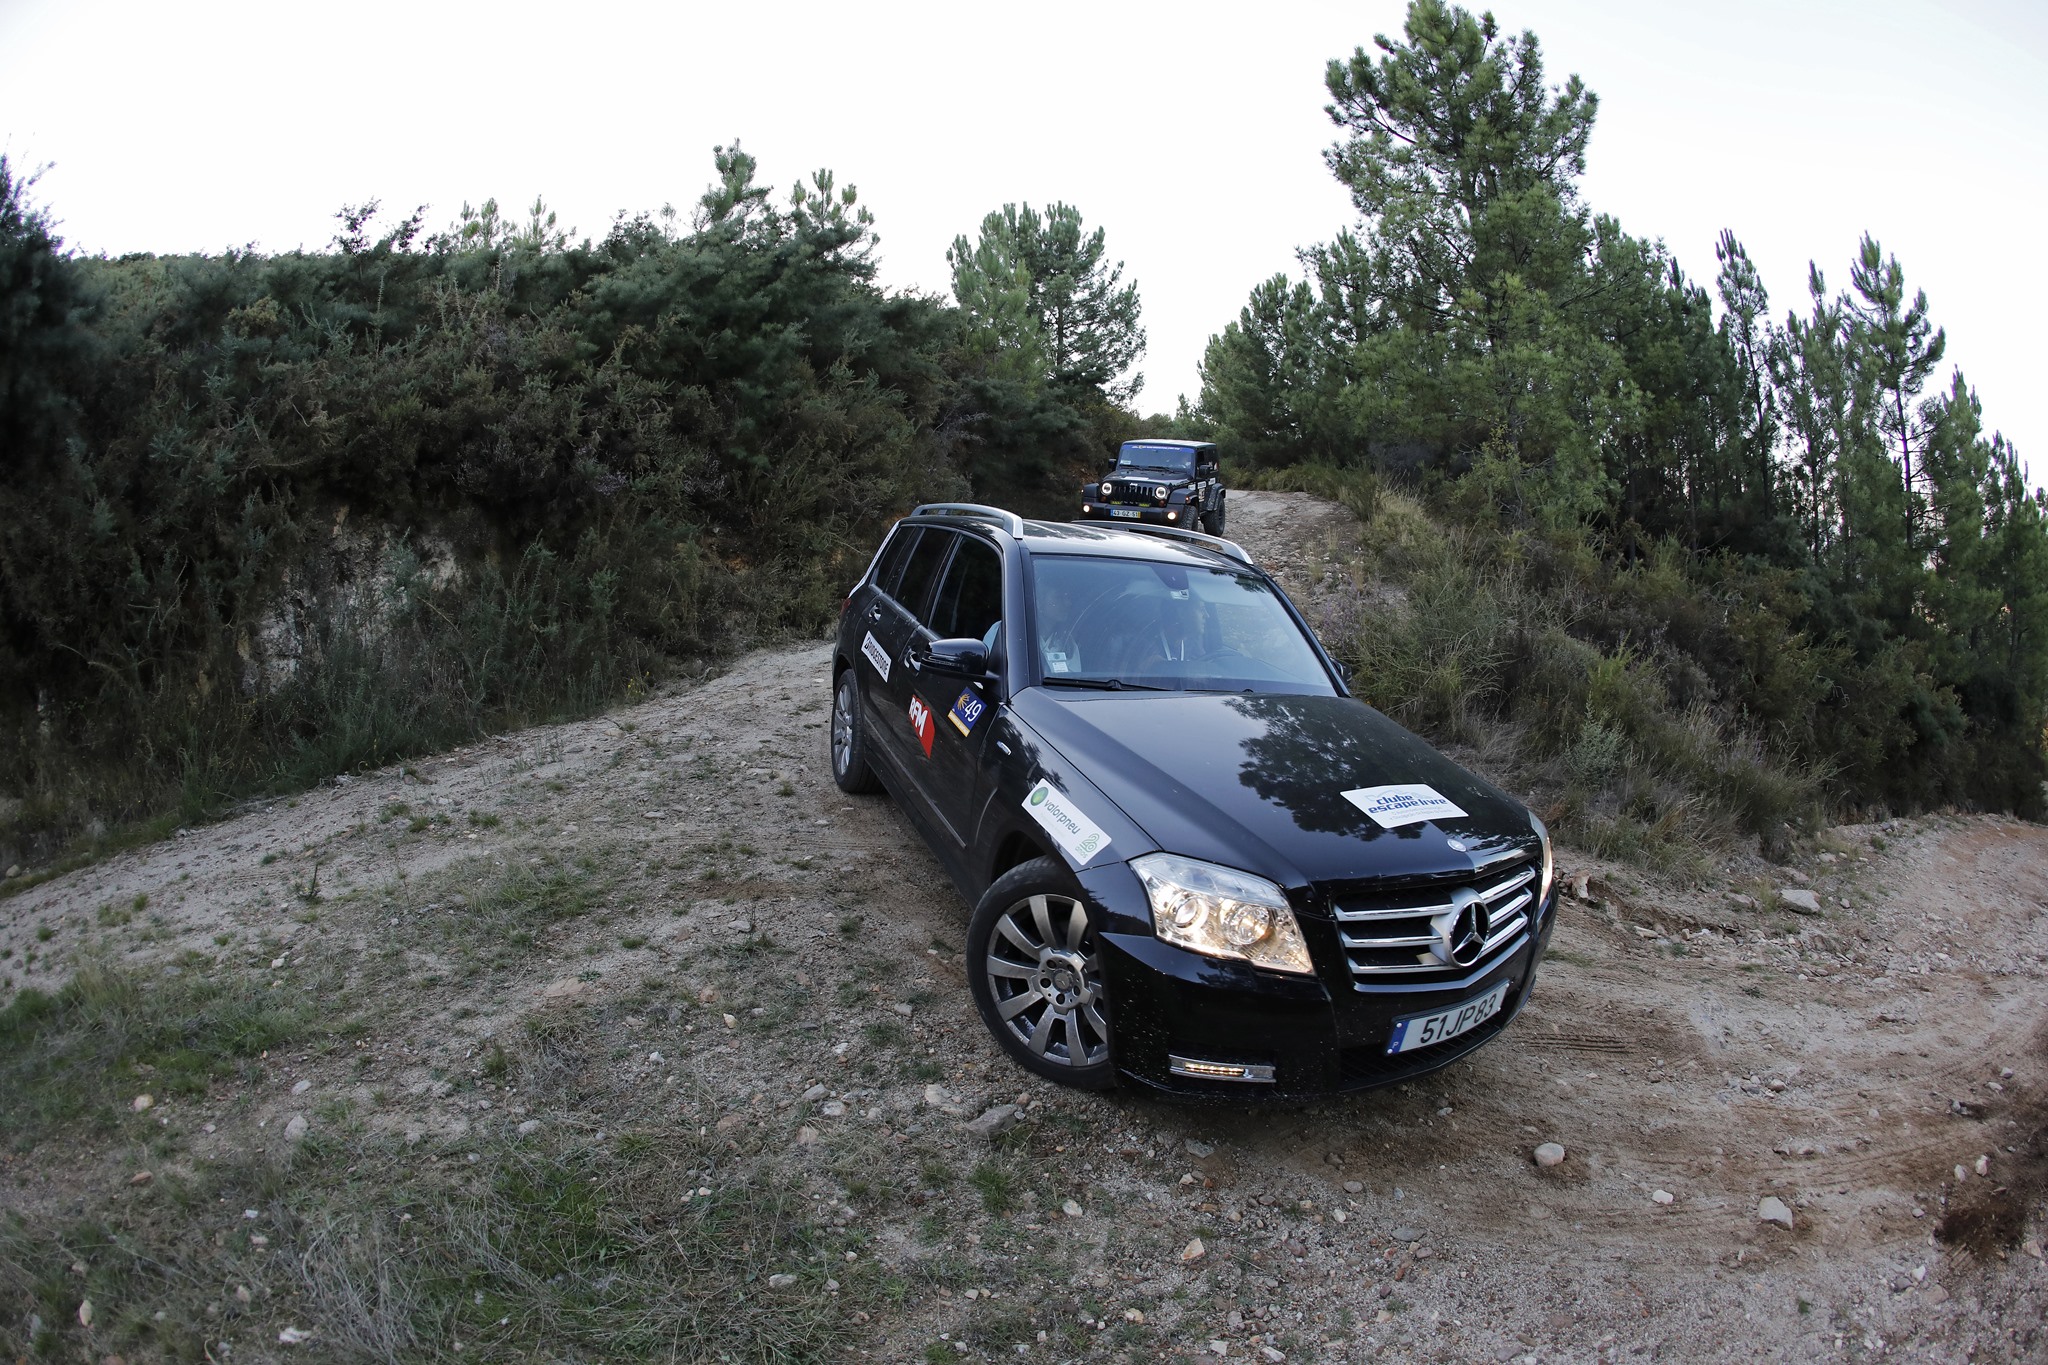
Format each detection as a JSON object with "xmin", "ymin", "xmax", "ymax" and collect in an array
[{"xmin": 3, "ymin": 493, "xmax": 2044, "ymax": 1363}]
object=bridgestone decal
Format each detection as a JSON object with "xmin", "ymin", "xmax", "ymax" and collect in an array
[
  {"xmin": 1343, "ymin": 783, "xmax": 1469, "ymax": 830},
  {"xmin": 1022, "ymin": 779, "xmax": 1112, "ymax": 866},
  {"xmin": 860, "ymin": 631, "xmax": 891, "ymax": 682}
]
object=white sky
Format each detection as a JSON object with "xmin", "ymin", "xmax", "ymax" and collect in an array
[{"xmin": 3, "ymin": 0, "xmax": 2042, "ymax": 486}]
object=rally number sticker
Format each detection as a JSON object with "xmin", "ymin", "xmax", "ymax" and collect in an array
[
  {"xmin": 948, "ymin": 688, "xmax": 986, "ymax": 736},
  {"xmin": 1343, "ymin": 783, "xmax": 1469, "ymax": 829},
  {"xmin": 907, "ymin": 695, "xmax": 935, "ymax": 757},
  {"xmin": 1022, "ymin": 779, "xmax": 1112, "ymax": 866},
  {"xmin": 860, "ymin": 631, "xmax": 891, "ymax": 682}
]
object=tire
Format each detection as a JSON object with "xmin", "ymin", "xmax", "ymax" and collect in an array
[
  {"xmin": 1206, "ymin": 500, "xmax": 1227, "ymax": 536},
  {"xmin": 830, "ymin": 668, "xmax": 882, "ymax": 794},
  {"xmin": 967, "ymin": 856, "xmax": 1118, "ymax": 1089}
]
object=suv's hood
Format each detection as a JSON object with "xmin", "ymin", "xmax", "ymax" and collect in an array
[
  {"xmin": 1108, "ymin": 471, "xmax": 1191, "ymax": 491},
  {"xmin": 1012, "ymin": 689, "xmax": 1533, "ymax": 892}
]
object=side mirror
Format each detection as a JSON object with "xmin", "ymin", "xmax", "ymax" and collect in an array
[{"xmin": 918, "ymin": 637, "xmax": 990, "ymax": 677}]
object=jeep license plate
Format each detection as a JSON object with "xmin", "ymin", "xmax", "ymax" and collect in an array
[
  {"xmin": 1109, "ymin": 508, "xmax": 1140, "ymax": 519},
  {"xmin": 1384, "ymin": 980, "xmax": 1510, "ymax": 1054}
]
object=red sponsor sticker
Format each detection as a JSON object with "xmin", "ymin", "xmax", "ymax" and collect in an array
[{"xmin": 907, "ymin": 695, "xmax": 935, "ymax": 757}]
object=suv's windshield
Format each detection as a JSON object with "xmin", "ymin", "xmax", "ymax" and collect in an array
[
  {"xmin": 1115, "ymin": 445, "xmax": 1196, "ymax": 477},
  {"xmin": 1029, "ymin": 555, "xmax": 1336, "ymax": 695}
]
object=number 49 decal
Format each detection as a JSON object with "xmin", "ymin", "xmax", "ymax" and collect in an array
[{"xmin": 948, "ymin": 688, "xmax": 986, "ymax": 736}]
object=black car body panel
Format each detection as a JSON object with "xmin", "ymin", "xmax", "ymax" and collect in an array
[
  {"xmin": 833, "ymin": 505, "xmax": 1553, "ymax": 1099},
  {"xmin": 1009, "ymin": 689, "xmax": 1533, "ymax": 894}
]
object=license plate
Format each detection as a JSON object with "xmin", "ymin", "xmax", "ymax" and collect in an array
[
  {"xmin": 1109, "ymin": 508, "xmax": 1141, "ymax": 519},
  {"xmin": 1384, "ymin": 980, "xmax": 1510, "ymax": 1054}
]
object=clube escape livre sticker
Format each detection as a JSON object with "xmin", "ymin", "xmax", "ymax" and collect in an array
[
  {"xmin": 1022, "ymin": 779, "xmax": 1111, "ymax": 865},
  {"xmin": 1342, "ymin": 783, "xmax": 1468, "ymax": 829}
]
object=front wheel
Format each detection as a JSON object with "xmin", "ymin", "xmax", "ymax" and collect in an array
[
  {"xmin": 1203, "ymin": 501, "xmax": 1227, "ymax": 536},
  {"xmin": 830, "ymin": 669, "xmax": 882, "ymax": 794},
  {"xmin": 967, "ymin": 856, "xmax": 1117, "ymax": 1089}
]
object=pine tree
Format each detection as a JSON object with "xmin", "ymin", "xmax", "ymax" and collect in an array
[
  {"xmin": 1714, "ymin": 231, "xmax": 1779, "ymax": 514},
  {"xmin": 1771, "ymin": 266, "xmax": 1854, "ymax": 561},
  {"xmin": 947, "ymin": 202, "xmax": 1144, "ymax": 403},
  {"xmin": 1845, "ymin": 235, "xmax": 1945, "ymax": 554}
]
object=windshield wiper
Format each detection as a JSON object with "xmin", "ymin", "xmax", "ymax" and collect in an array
[{"xmin": 1039, "ymin": 676, "xmax": 1173, "ymax": 692}]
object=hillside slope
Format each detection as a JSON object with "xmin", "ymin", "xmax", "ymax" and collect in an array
[{"xmin": 2, "ymin": 493, "xmax": 2043, "ymax": 1363}]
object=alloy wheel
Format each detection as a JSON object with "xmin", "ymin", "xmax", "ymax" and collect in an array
[{"xmin": 982, "ymin": 892, "xmax": 1110, "ymax": 1068}]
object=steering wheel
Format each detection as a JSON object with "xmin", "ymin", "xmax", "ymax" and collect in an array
[{"xmin": 1067, "ymin": 592, "xmax": 1162, "ymax": 674}]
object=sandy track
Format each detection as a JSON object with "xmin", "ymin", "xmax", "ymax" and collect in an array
[{"xmin": 3, "ymin": 493, "xmax": 2044, "ymax": 1362}]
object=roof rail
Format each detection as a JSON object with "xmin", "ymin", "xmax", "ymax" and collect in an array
[
  {"xmin": 910, "ymin": 503, "xmax": 1026, "ymax": 537},
  {"xmin": 1106, "ymin": 521, "xmax": 1253, "ymax": 566}
]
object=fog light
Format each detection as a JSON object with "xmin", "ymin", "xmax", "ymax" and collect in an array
[
  {"xmin": 1166, "ymin": 511, "xmax": 1178, "ymax": 522},
  {"xmin": 1082, "ymin": 504, "xmax": 1093, "ymax": 514},
  {"xmin": 1168, "ymin": 1055, "xmax": 1276, "ymax": 1083}
]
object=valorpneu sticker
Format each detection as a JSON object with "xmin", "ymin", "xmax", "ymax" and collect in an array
[{"xmin": 1022, "ymin": 779, "xmax": 1111, "ymax": 865}]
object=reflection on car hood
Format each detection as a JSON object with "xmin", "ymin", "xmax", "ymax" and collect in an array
[{"xmin": 1012, "ymin": 689, "xmax": 1532, "ymax": 893}]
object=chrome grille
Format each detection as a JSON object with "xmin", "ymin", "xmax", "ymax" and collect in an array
[{"xmin": 1332, "ymin": 857, "xmax": 1537, "ymax": 981}]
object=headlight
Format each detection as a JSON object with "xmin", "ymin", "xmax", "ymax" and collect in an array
[
  {"xmin": 1131, "ymin": 853, "xmax": 1314, "ymax": 975},
  {"xmin": 1531, "ymin": 814, "xmax": 1554, "ymax": 912},
  {"xmin": 1154, "ymin": 485, "xmax": 1168, "ymax": 501},
  {"xmin": 1100, "ymin": 481, "xmax": 1114, "ymax": 497}
]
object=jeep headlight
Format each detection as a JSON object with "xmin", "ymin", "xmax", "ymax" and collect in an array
[
  {"xmin": 1132, "ymin": 853, "xmax": 1313, "ymax": 975},
  {"xmin": 1154, "ymin": 484, "xmax": 1168, "ymax": 501},
  {"xmin": 1531, "ymin": 814, "xmax": 1554, "ymax": 912},
  {"xmin": 1100, "ymin": 480, "xmax": 1114, "ymax": 497}
]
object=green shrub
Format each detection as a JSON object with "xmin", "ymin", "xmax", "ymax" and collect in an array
[{"xmin": 1324, "ymin": 490, "xmax": 1823, "ymax": 869}]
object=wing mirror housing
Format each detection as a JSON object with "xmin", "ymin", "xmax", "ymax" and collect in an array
[{"xmin": 918, "ymin": 637, "xmax": 990, "ymax": 677}]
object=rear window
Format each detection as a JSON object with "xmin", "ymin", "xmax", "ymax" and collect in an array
[
  {"xmin": 870, "ymin": 526, "xmax": 921, "ymax": 599},
  {"xmin": 928, "ymin": 538, "xmax": 1003, "ymax": 641},
  {"xmin": 892, "ymin": 528, "xmax": 952, "ymax": 620}
]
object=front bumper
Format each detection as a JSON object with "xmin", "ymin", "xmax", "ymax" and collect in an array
[
  {"xmin": 1077, "ymin": 861, "xmax": 1555, "ymax": 1100},
  {"xmin": 1076, "ymin": 502, "xmax": 1198, "ymax": 527}
]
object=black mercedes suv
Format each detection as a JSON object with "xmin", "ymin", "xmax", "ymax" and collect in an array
[{"xmin": 830, "ymin": 504, "xmax": 1555, "ymax": 1098}]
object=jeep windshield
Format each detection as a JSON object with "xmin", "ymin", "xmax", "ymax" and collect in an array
[
  {"xmin": 1115, "ymin": 446, "xmax": 1196, "ymax": 476},
  {"xmin": 1029, "ymin": 555, "xmax": 1337, "ymax": 695}
]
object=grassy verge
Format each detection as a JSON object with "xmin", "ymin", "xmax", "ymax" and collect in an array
[
  {"xmin": 0, "ymin": 963, "xmax": 322, "ymax": 1146},
  {"xmin": 1267, "ymin": 466, "xmax": 1824, "ymax": 871},
  {"xmin": 0, "ymin": 959, "xmax": 1147, "ymax": 1364},
  {"xmin": 0, "ymin": 1128, "xmax": 852, "ymax": 1363},
  {"xmin": 1238, "ymin": 461, "xmax": 1381, "ymax": 525}
]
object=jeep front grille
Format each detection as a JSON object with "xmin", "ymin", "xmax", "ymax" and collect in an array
[{"xmin": 1331, "ymin": 858, "xmax": 1537, "ymax": 981}]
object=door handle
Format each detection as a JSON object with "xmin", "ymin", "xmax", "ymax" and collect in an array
[{"xmin": 866, "ymin": 606, "xmax": 884, "ymax": 623}]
